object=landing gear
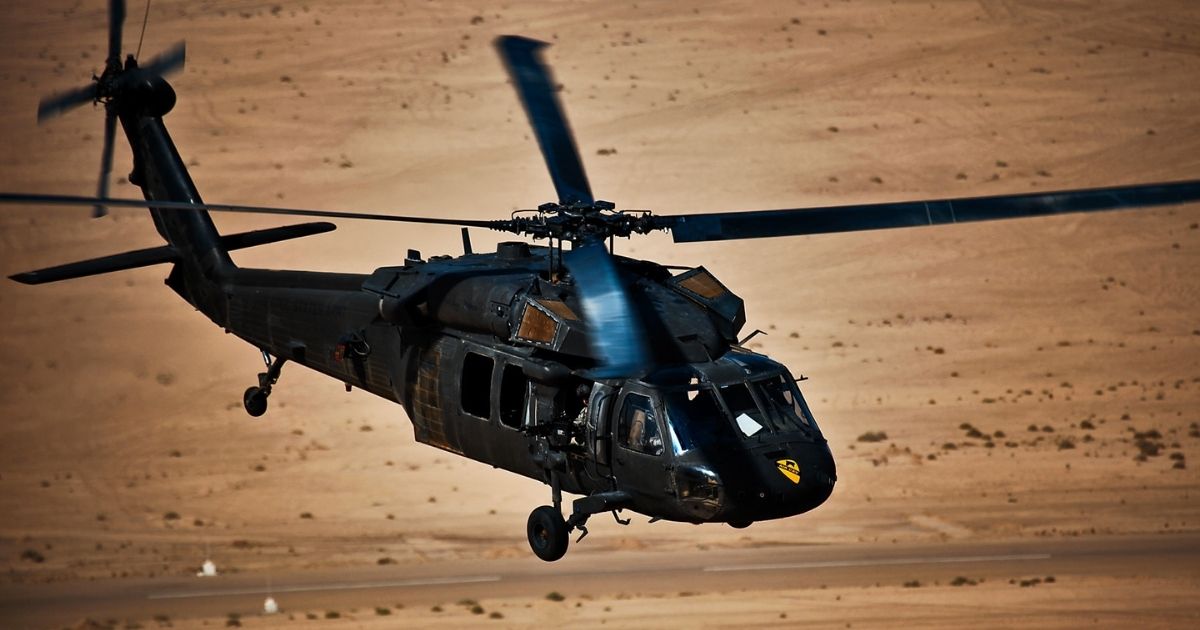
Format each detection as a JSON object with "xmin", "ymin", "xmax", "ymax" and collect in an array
[
  {"xmin": 524, "ymin": 472, "xmax": 632, "ymax": 561},
  {"xmin": 243, "ymin": 386, "xmax": 268, "ymax": 417},
  {"xmin": 526, "ymin": 506, "xmax": 569, "ymax": 562},
  {"xmin": 242, "ymin": 350, "xmax": 287, "ymax": 417}
]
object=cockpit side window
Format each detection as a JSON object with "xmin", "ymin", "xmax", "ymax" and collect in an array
[
  {"xmin": 663, "ymin": 387, "xmax": 724, "ymax": 453},
  {"xmin": 617, "ymin": 393, "xmax": 664, "ymax": 456}
]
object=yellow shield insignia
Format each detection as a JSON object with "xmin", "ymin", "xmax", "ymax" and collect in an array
[{"xmin": 776, "ymin": 459, "xmax": 801, "ymax": 484}]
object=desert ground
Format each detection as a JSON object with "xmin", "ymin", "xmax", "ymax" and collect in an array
[{"xmin": 1, "ymin": 0, "xmax": 1199, "ymax": 628}]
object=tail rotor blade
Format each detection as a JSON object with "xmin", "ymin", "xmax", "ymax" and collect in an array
[
  {"xmin": 37, "ymin": 84, "xmax": 98, "ymax": 123},
  {"xmin": 141, "ymin": 41, "xmax": 185, "ymax": 76},
  {"xmin": 93, "ymin": 109, "xmax": 117, "ymax": 218},
  {"xmin": 108, "ymin": 0, "xmax": 126, "ymax": 66},
  {"xmin": 495, "ymin": 36, "xmax": 594, "ymax": 206},
  {"xmin": 564, "ymin": 242, "xmax": 650, "ymax": 377}
]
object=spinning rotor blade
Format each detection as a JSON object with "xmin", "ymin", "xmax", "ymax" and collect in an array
[
  {"xmin": 660, "ymin": 180, "xmax": 1200, "ymax": 243},
  {"xmin": 140, "ymin": 41, "xmax": 186, "ymax": 76},
  {"xmin": 0, "ymin": 193, "xmax": 502, "ymax": 229},
  {"xmin": 564, "ymin": 242, "xmax": 651, "ymax": 378},
  {"xmin": 495, "ymin": 35, "xmax": 594, "ymax": 206},
  {"xmin": 37, "ymin": 84, "xmax": 98, "ymax": 123},
  {"xmin": 108, "ymin": 0, "xmax": 126, "ymax": 66},
  {"xmin": 93, "ymin": 110, "xmax": 117, "ymax": 218}
]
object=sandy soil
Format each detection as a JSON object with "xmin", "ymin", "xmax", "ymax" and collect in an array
[
  {"xmin": 1, "ymin": 0, "xmax": 1199, "ymax": 627},
  {"xmin": 164, "ymin": 577, "xmax": 1199, "ymax": 630}
]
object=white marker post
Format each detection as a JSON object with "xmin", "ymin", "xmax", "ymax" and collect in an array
[
  {"xmin": 197, "ymin": 541, "xmax": 217, "ymax": 577},
  {"xmin": 262, "ymin": 574, "xmax": 278, "ymax": 614},
  {"xmin": 197, "ymin": 559, "xmax": 217, "ymax": 577}
]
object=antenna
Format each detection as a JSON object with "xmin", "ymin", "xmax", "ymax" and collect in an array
[
  {"xmin": 461, "ymin": 227, "xmax": 473, "ymax": 255},
  {"xmin": 738, "ymin": 329, "xmax": 767, "ymax": 346},
  {"xmin": 134, "ymin": 0, "xmax": 152, "ymax": 60}
]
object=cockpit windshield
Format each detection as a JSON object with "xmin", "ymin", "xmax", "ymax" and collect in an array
[
  {"xmin": 718, "ymin": 374, "xmax": 819, "ymax": 440},
  {"xmin": 718, "ymin": 382, "xmax": 768, "ymax": 437},
  {"xmin": 755, "ymin": 374, "xmax": 816, "ymax": 434},
  {"xmin": 659, "ymin": 372, "xmax": 821, "ymax": 453}
]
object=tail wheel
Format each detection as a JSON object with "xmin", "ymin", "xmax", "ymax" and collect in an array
[{"xmin": 527, "ymin": 505, "xmax": 569, "ymax": 562}]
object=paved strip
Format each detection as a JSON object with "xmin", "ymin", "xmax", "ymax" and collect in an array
[
  {"xmin": 149, "ymin": 553, "xmax": 1051, "ymax": 599},
  {"xmin": 704, "ymin": 553, "xmax": 1051, "ymax": 572},
  {"xmin": 148, "ymin": 575, "xmax": 502, "ymax": 600}
]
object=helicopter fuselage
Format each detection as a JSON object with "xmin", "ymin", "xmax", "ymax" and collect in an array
[
  {"xmin": 66, "ymin": 73, "xmax": 837, "ymax": 534},
  {"xmin": 217, "ymin": 244, "xmax": 837, "ymax": 527}
]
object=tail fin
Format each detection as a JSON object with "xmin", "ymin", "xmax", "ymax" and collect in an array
[{"xmin": 34, "ymin": 27, "xmax": 238, "ymax": 316}]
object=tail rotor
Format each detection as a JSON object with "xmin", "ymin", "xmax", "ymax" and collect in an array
[
  {"xmin": 36, "ymin": 84, "xmax": 99, "ymax": 123},
  {"xmin": 107, "ymin": 0, "xmax": 126, "ymax": 70},
  {"xmin": 34, "ymin": 0, "xmax": 184, "ymax": 219},
  {"xmin": 94, "ymin": 109, "xmax": 117, "ymax": 218}
]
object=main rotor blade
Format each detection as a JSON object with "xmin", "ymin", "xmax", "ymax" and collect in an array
[
  {"xmin": 564, "ymin": 242, "xmax": 650, "ymax": 378},
  {"xmin": 37, "ymin": 84, "xmax": 98, "ymax": 123},
  {"xmin": 108, "ymin": 0, "xmax": 126, "ymax": 66},
  {"xmin": 0, "ymin": 192, "xmax": 503, "ymax": 229},
  {"xmin": 93, "ymin": 110, "xmax": 117, "ymax": 218},
  {"xmin": 660, "ymin": 180, "xmax": 1200, "ymax": 243},
  {"xmin": 140, "ymin": 41, "xmax": 185, "ymax": 76},
  {"xmin": 495, "ymin": 35, "xmax": 594, "ymax": 206}
]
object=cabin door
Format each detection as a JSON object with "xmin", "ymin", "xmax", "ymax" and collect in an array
[
  {"xmin": 609, "ymin": 388, "xmax": 671, "ymax": 503},
  {"xmin": 586, "ymin": 383, "xmax": 617, "ymax": 481}
]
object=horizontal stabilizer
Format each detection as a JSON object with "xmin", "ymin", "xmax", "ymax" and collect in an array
[
  {"xmin": 10, "ymin": 244, "xmax": 180, "ymax": 284},
  {"xmin": 9, "ymin": 222, "xmax": 337, "ymax": 285},
  {"xmin": 221, "ymin": 221, "xmax": 336, "ymax": 250}
]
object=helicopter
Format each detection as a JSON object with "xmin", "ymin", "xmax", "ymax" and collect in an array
[{"xmin": 3, "ymin": 1, "xmax": 1199, "ymax": 562}]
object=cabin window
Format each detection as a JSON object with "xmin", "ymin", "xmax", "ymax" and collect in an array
[
  {"xmin": 461, "ymin": 352, "xmax": 494, "ymax": 419},
  {"xmin": 499, "ymin": 363, "xmax": 528, "ymax": 429},
  {"xmin": 617, "ymin": 393, "xmax": 664, "ymax": 456}
]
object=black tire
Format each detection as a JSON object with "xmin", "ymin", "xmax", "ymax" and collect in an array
[
  {"xmin": 243, "ymin": 386, "xmax": 268, "ymax": 417},
  {"xmin": 526, "ymin": 505, "xmax": 569, "ymax": 562},
  {"xmin": 728, "ymin": 520, "xmax": 753, "ymax": 529}
]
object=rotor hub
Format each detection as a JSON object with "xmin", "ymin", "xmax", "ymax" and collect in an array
[{"xmin": 498, "ymin": 201, "xmax": 662, "ymax": 244}]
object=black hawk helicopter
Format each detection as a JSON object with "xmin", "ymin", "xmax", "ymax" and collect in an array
[{"xmin": 4, "ymin": 1, "xmax": 1199, "ymax": 562}]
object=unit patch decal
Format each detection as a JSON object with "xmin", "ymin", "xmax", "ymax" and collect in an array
[{"xmin": 776, "ymin": 458, "xmax": 801, "ymax": 484}]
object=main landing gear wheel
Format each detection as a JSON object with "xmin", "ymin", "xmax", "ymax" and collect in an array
[
  {"xmin": 242, "ymin": 350, "xmax": 287, "ymax": 418},
  {"xmin": 243, "ymin": 386, "xmax": 268, "ymax": 417},
  {"xmin": 527, "ymin": 505, "xmax": 569, "ymax": 562}
]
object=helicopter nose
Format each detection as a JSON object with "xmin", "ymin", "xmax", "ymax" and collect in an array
[
  {"xmin": 718, "ymin": 440, "xmax": 837, "ymax": 523},
  {"xmin": 785, "ymin": 441, "xmax": 835, "ymax": 508},
  {"xmin": 807, "ymin": 441, "xmax": 837, "ymax": 491}
]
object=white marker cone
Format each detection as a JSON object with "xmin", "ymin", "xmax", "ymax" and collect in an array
[
  {"xmin": 263, "ymin": 596, "xmax": 279, "ymax": 614},
  {"xmin": 197, "ymin": 559, "xmax": 217, "ymax": 577}
]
